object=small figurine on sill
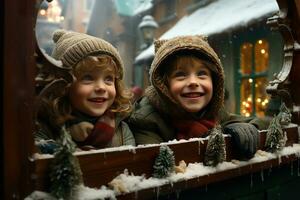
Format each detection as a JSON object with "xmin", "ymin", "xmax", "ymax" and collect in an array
[
  {"xmin": 35, "ymin": 30, "xmax": 135, "ymax": 153},
  {"xmin": 175, "ymin": 160, "xmax": 187, "ymax": 174}
]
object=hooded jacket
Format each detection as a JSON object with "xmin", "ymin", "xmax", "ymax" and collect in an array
[{"xmin": 127, "ymin": 35, "xmax": 268, "ymax": 144}]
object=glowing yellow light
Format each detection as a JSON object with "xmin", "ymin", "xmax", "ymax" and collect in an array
[
  {"xmin": 245, "ymin": 113, "xmax": 250, "ymax": 117},
  {"xmin": 245, "ymin": 103, "xmax": 250, "ymax": 108},
  {"xmin": 258, "ymin": 40, "xmax": 263, "ymax": 44},
  {"xmin": 247, "ymin": 97, "xmax": 252, "ymax": 102},
  {"xmin": 257, "ymin": 98, "xmax": 261, "ymax": 103},
  {"xmin": 242, "ymin": 101, "xmax": 246, "ymax": 106},
  {"xmin": 242, "ymin": 109, "xmax": 247, "ymax": 114},
  {"xmin": 40, "ymin": 9, "xmax": 46, "ymax": 16},
  {"xmin": 262, "ymin": 102, "xmax": 266, "ymax": 106},
  {"xmin": 249, "ymin": 78, "xmax": 253, "ymax": 83},
  {"xmin": 264, "ymin": 99, "xmax": 269, "ymax": 104},
  {"xmin": 261, "ymin": 49, "xmax": 266, "ymax": 54}
]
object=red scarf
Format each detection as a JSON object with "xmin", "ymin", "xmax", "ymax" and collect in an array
[{"xmin": 173, "ymin": 119, "xmax": 216, "ymax": 140}]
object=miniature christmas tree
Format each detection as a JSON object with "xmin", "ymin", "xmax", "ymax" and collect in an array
[
  {"xmin": 152, "ymin": 145, "xmax": 175, "ymax": 178},
  {"xmin": 277, "ymin": 102, "xmax": 292, "ymax": 125},
  {"xmin": 50, "ymin": 126, "xmax": 83, "ymax": 199},
  {"xmin": 204, "ymin": 125, "xmax": 226, "ymax": 167},
  {"xmin": 265, "ymin": 115, "xmax": 287, "ymax": 153}
]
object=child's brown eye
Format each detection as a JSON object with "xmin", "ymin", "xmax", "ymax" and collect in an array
[
  {"xmin": 173, "ymin": 71, "xmax": 186, "ymax": 78},
  {"xmin": 197, "ymin": 69, "xmax": 210, "ymax": 77}
]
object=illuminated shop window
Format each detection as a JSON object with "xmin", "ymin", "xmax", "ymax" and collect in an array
[{"xmin": 240, "ymin": 39, "xmax": 269, "ymax": 117}]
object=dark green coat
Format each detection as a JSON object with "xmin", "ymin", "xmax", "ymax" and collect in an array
[{"xmin": 127, "ymin": 96, "xmax": 269, "ymax": 145}]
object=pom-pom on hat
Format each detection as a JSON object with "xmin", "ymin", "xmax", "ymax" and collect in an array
[{"xmin": 51, "ymin": 29, "xmax": 124, "ymax": 78}]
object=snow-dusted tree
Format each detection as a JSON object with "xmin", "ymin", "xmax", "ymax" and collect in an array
[
  {"xmin": 204, "ymin": 125, "xmax": 226, "ymax": 167},
  {"xmin": 50, "ymin": 126, "xmax": 83, "ymax": 199},
  {"xmin": 152, "ymin": 145, "xmax": 175, "ymax": 178},
  {"xmin": 277, "ymin": 102, "xmax": 292, "ymax": 125},
  {"xmin": 265, "ymin": 115, "xmax": 287, "ymax": 153}
]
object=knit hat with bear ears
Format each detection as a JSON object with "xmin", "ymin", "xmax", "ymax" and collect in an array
[
  {"xmin": 51, "ymin": 29, "xmax": 124, "ymax": 79},
  {"xmin": 148, "ymin": 35, "xmax": 225, "ymax": 119}
]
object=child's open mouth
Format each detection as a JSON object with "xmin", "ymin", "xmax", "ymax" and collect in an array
[
  {"xmin": 88, "ymin": 97, "xmax": 107, "ymax": 103},
  {"xmin": 181, "ymin": 92, "xmax": 204, "ymax": 98}
]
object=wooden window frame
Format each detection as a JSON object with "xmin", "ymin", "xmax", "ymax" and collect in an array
[{"xmin": 3, "ymin": 0, "xmax": 300, "ymax": 199}]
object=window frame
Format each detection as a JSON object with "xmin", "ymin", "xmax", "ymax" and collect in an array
[{"xmin": 234, "ymin": 27, "xmax": 272, "ymax": 117}]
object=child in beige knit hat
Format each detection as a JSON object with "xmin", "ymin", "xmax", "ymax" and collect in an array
[
  {"xmin": 127, "ymin": 35, "xmax": 268, "ymax": 160},
  {"xmin": 35, "ymin": 30, "xmax": 135, "ymax": 153}
]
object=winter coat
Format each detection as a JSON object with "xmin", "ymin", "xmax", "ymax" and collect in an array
[
  {"xmin": 127, "ymin": 35, "xmax": 269, "ymax": 145},
  {"xmin": 35, "ymin": 114, "xmax": 135, "ymax": 154},
  {"xmin": 127, "ymin": 91, "xmax": 269, "ymax": 145}
]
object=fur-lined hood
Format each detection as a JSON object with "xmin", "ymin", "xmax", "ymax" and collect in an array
[{"xmin": 147, "ymin": 35, "xmax": 225, "ymax": 120}]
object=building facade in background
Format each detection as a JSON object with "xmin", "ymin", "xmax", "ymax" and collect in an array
[{"xmin": 36, "ymin": 0, "xmax": 283, "ymax": 118}]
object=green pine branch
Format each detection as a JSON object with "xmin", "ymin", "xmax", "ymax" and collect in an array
[{"xmin": 50, "ymin": 126, "xmax": 83, "ymax": 199}]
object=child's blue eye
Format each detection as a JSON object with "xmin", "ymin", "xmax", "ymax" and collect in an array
[{"xmin": 104, "ymin": 75, "xmax": 115, "ymax": 85}]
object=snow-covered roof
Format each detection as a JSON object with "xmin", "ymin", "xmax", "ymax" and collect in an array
[
  {"xmin": 114, "ymin": 0, "xmax": 153, "ymax": 16},
  {"xmin": 135, "ymin": 0, "xmax": 279, "ymax": 63}
]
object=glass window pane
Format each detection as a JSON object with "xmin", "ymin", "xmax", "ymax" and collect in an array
[
  {"xmin": 255, "ymin": 39, "xmax": 269, "ymax": 73},
  {"xmin": 240, "ymin": 43, "xmax": 253, "ymax": 75},
  {"xmin": 240, "ymin": 78, "xmax": 253, "ymax": 117},
  {"xmin": 255, "ymin": 77, "xmax": 269, "ymax": 117}
]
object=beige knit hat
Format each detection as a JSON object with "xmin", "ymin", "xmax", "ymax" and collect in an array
[
  {"xmin": 149, "ymin": 35, "xmax": 225, "ymax": 119},
  {"xmin": 51, "ymin": 29, "xmax": 124, "ymax": 78}
]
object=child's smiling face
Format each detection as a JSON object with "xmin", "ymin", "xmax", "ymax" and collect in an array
[
  {"xmin": 168, "ymin": 56, "xmax": 213, "ymax": 113},
  {"xmin": 69, "ymin": 57, "xmax": 117, "ymax": 117}
]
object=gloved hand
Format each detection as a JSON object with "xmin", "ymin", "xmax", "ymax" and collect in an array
[{"xmin": 223, "ymin": 123, "xmax": 260, "ymax": 159}]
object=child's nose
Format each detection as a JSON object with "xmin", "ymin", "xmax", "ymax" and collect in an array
[
  {"xmin": 94, "ymin": 81, "xmax": 106, "ymax": 92},
  {"xmin": 187, "ymin": 75, "xmax": 199, "ymax": 87}
]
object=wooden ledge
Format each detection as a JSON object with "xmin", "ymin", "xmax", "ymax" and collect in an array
[{"xmin": 32, "ymin": 125, "xmax": 299, "ymax": 198}]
